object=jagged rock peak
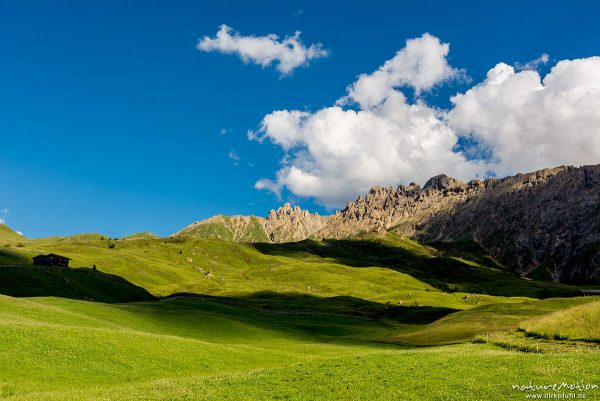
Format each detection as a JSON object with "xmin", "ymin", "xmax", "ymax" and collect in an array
[
  {"xmin": 263, "ymin": 203, "xmax": 329, "ymax": 243},
  {"xmin": 423, "ymin": 174, "xmax": 467, "ymax": 191},
  {"xmin": 267, "ymin": 203, "xmax": 317, "ymax": 221}
]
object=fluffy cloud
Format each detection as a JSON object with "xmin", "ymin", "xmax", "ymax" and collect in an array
[
  {"xmin": 254, "ymin": 102, "xmax": 485, "ymax": 206},
  {"xmin": 252, "ymin": 34, "xmax": 600, "ymax": 207},
  {"xmin": 0, "ymin": 218, "xmax": 4, "ymax": 224},
  {"xmin": 197, "ymin": 25, "xmax": 328, "ymax": 75},
  {"xmin": 447, "ymin": 58, "xmax": 600, "ymax": 175},
  {"xmin": 341, "ymin": 33, "xmax": 465, "ymax": 108}
]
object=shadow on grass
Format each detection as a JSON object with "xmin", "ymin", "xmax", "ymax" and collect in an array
[
  {"xmin": 164, "ymin": 291, "xmax": 457, "ymax": 324},
  {"xmin": 0, "ymin": 264, "xmax": 156, "ymax": 303},
  {"xmin": 0, "ymin": 264, "xmax": 457, "ymax": 341},
  {"xmin": 252, "ymin": 239, "xmax": 581, "ymax": 299},
  {"xmin": 148, "ymin": 291, "xmax": 461, "ymax": 345}
]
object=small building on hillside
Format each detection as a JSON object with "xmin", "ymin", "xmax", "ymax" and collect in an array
[
  {"xmin": 579, "ymin": 289, "xmax": 600, "ymax": 296},
  {"xmin": 32, "ymin": 253, "xmax": 71, "ymax": 268}
]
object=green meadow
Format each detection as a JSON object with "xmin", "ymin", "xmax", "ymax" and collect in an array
[{"xmin": 1, "ymin": 225, "xmax": 599, "ymax": 400}]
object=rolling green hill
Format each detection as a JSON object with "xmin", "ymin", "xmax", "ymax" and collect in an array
[
  {"xmin": 390, "ymin": 296, "xmax": 600, "ymax": 345},
  {"xmin": 122, "ymin": 231, "xmax": 160, "ymax": 240},
  {"xmin": 2, "ymin": 231, "xmax": 580, "ymax": 309}
]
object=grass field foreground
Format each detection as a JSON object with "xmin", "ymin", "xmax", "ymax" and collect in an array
[{"xmin": 1, "ymin": 295, "xmax": 600, "ymax": 401}]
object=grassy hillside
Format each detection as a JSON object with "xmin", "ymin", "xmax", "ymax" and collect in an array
[
  {"xmin": 1, "ymin": 295, "xmax": 599, "ymax": 400},
  {"xmin": 252, "ymin": 234, "xmax": 582, "ymax": 298},
  {"xmin": 122, "ymin": 232, "xmax": 160, "ymax": 240},
  {"xmin": 520, "ymin": 300, "xmax": 600, "ymax": 341},
  {"xmin": 0, "ymin": 226, "xmax": 587, "ymax": 301},
  {"xmin": 0, "ymin": 233, "xmax": 557, "ymax": 310},
  {"xmin": 0, "ymin": 224, "xmax": 25, "ymax": 243}
]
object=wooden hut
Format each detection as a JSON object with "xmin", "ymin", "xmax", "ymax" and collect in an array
[{"xmin": 32, "ymin": 253, "xmax": 71, "ymax": 268}]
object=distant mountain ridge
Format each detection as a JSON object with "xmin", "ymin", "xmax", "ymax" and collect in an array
[{"xmin": 176, "ymin": 164, "xmax": 600, "ymax": 283}]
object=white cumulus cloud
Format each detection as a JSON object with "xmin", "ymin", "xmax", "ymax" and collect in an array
[
  {"xmin": 341, "ymin": 33, "xmax": 465, "ymax": 108},
  {"xmin": 447, "ymin": 57, "xmax": 600, "ymax": 176},
  {"xmin": 197, "ymin": 24, "xmax": 329, "ymax": 75},
  {"xmin": 252, "ymin": 34, "xmax": 600, "ymax": 208}
]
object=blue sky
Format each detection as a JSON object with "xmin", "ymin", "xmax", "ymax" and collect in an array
[{"xmin": 1, "ymin": 0, "xmax": 600, "ymax": 238}]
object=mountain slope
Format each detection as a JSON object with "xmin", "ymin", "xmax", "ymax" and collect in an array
[
  {"xmin": 176, "ymin": 164, "xmax": 600, "ymax": 283},
  {"xmin": 0, "ymin": 223, "xmax": 25, "ymax": 242},
  {"xmin": 322, "ymin": 165, "xmax": 600, "ymax": 282}
]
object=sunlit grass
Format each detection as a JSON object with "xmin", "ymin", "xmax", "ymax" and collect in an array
[
  {"xmin": 520, "ymin": 299, "xmax": 600, "ymax": 341},
  {"xmin": 2, "ymin": 235, "xmax": 544, "ymax": 309}
]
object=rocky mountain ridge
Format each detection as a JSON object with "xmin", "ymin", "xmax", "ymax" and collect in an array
[
  {"xmin": 175, "ymin": 164, "xmax": 600, "ymax": 283},
  {"xmin": 174, "ymin": 203, "xmax": 329, "ymax": 243}
]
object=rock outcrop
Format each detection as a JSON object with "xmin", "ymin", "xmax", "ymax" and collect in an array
[
  {"xmin": 263, "ymin": 203, "xmax": 329, "ymax": 242},
  {"xmin": 174, "ymin": 204, "xmax": 329, "ymax": 243}
]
